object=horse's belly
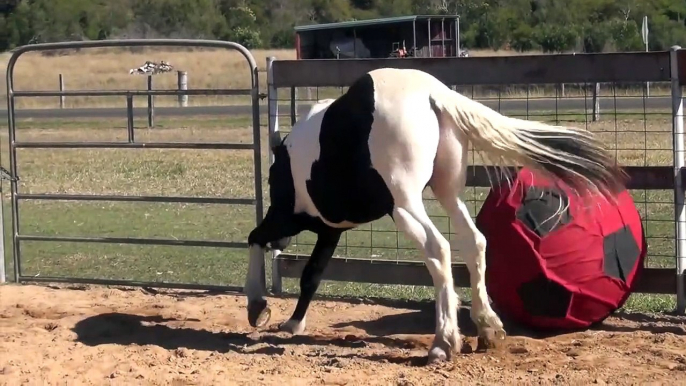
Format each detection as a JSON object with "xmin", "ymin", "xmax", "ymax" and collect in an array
[{"xmin": 305, "ymin": 161, "xmax": 393, "ymax": 227}]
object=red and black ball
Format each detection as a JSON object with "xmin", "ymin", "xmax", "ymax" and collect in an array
[{"xmin": 475, "ymin": 168, "xmax": 647, "ymax": 330}]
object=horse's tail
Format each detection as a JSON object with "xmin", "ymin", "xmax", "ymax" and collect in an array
[{"xmin": 429, "ymin": 87, "xmax": 628, "ymax": 200}]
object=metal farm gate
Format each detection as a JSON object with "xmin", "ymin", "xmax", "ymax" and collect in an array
[
  {"xmin": 3, "ymin": 39, "xmax": 263, "ymax": 291},
  {"xmin": 267, "ymin": 47, "xmax": 686, "ymax": 312}
]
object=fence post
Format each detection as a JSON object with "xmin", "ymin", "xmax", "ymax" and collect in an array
[
  {"xmin": 592, "ymin": 83, "xmax": 600, "ymax": 121},
  {"xmin": 0, "ymin": 180, "xmax": 4, "ymax": 283},
  {"xmin": 126, "ymin": 95, "xmax": 135, "ymax": 143},
  {"xmin": 147, "ymin": 75, "xmax": 154, "ymax": 127},
  {"xmin": 267, "ymin": 56, "xmax": 282, "ymax": 294},
  {"xmin": 671, "ymin": 45, "xmax": 686, "ymax": 313},
  {"xmin": 177, "ymin": 71, "xmax": 188, "ymax": 107},
  {"xmin": 59, "ymin": 74, "xmax": 65, "ymax": 109},
  {"xmin": 290, "ymin": 86, "xmax": 297, "ymax": 126}
]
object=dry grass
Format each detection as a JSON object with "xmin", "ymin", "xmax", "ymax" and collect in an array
[
  {"xmin": 0, "ymin": 46, "xmax": 669, "ymax": 110},
  {"xmin": 0, "ymin": 47, "xmax": 296, "ymax": 109}
]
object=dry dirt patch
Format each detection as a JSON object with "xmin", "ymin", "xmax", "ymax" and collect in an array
[{"xmin": 1, "ymin": 284, "xmax": 685, "ymax": 385}]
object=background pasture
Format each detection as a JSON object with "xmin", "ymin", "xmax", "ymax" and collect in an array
[
  {"xmin": 0, "ymin": 47, "xmax": 672, "ymax": 109},
  {"xmin": 0, "ymin": 46, "xmax": 678, "ymax": 316}
]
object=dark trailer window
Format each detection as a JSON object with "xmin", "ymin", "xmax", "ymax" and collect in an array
[{"xmin": 294, "ymin": 15, "xmax": 461, "ymax": 60}]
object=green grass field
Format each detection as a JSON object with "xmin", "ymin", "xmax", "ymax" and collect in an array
[{"xmin": 0, "ymin": 97, "xmax": 679, "ymax": 314}]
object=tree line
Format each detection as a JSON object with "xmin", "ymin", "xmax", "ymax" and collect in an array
[{"xmin": 0, "ymin": 0, "xmax": 684, "ymax": 53}]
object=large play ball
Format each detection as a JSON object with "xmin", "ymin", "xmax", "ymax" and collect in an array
[{"xmin": 475, "ymin": 168, "xmax": 647, "ymax": 330}]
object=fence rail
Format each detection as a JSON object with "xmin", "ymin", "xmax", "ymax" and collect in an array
[
  {"xmin": 1, "ymin": 40, "xmax": 685, "ymax": 315},
  {"xmin": 3, "ymin": 39, "xmax": 264, "ymax": 291},
  {"xmin": 271, "ymin": 51, "xmax": 672, "ymax": 87},
  {"xmin": 267, "ymin": 47, "xmax": 686, "ymax": 312}
]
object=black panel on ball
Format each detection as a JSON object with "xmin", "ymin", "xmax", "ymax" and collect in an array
[
  {"xmin": 516, "ymin": 186, "xmax": 572, "ymax": 237},
  {"xmin": 517, "ymin": 273, "xmax": 573, "ymax": 318},
  {"xmin": 603, "ymin": 225, "xmax": 641, "ymax": 283}
]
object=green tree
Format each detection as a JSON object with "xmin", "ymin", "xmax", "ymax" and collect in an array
[
  {"xmin": 534, "ymin": 23, "xmax": 579, "ymax": 52},
  {"xmin": 0, "ymin": 0, "xmax": 684, "ymax": 51},
  {"xmin": 581, "ymin": 22, "xmax": 611, "ymax": 52},
  {"xmin": 131, "ymin": 0, "xmax": 225, "ymax": 38},
  {"xmin": 607, "ymin": 18, "xmax": 644, "ymax": 51},
  {"xmin": 510, "ymin": 24, "xmax": 539, "ymax": 51},
  {"xmin": 222, "ymin": 6, "xmax": 263, "ymax": 48},
  {"xmin": 309, "ymin": 0, "xmax": 353, "ymax": 23},
  {"xmin": 3, "ymin": 0, "xmax": 33, "ymax": 48}
]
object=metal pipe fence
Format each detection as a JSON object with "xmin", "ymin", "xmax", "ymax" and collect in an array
[
  {"xmin": 267, "ymin": 49, "xmax": 686, "ymax": 310},
  {"xmin": 1, "ymin": 40, "xmax": 684, "ymax": 313},
  {"xmin": 3, "ymin": 39, "xmax": 264, "ymax": 292}
]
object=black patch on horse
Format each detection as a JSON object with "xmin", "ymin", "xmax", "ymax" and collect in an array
[
  {"xmin": 306, "ymin": 74, "xmax": 395, "ymax": 225},
  {"xmin": 249, "ymin": 134, "xmax": 351, "ymax": 247},
  {"xmin": 248, "ymin": 139, "xmax": 303, "ymax": 246},
  {"xmin": 268, "ymin": 138, "xmax": 296, "ymax": 213}
]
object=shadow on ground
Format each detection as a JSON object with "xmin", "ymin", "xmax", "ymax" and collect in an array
[
  {"xmin": 72, "ymin": 312, "xmax": 433, "ymax": 366},
  {"xmin": 332, "ymin": 306, "xmax": 686, "ymax": 339},
  {"xmin": 71, "ymin": 300, "xmax": 685, "ymax": 368}
]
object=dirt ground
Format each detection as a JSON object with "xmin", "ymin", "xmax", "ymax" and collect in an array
[{"xmin": 1, "ymin": 284, "xmax": 686, "ymax": 385}]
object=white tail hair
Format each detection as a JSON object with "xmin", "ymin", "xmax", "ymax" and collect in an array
[{"xmin": 429, "ymin": 87, "xmax": 628, "ymax": 201}]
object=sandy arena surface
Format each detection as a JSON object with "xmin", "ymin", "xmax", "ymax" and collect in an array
[{"xmin": 1, "ymin": 283, "xmax": 686, "ymax": 385}]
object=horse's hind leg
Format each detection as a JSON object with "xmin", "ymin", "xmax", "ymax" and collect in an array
[
  {"xmin": 438, "ymin": 194, "xmax": 506, "ymax": 347},
  {"xmin": 391, "ymin": 197, "xmax": 461, "ymax": 363},
  {"xmin": 431, "ymin": 177, "xmax": 506, "ymax": 348}
]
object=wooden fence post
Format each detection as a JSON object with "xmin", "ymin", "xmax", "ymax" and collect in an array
[
  {"xmin": 177, "ymin": 71, "xmax": 188, "ymax": 107},
  {"xmin": 59, "ymin": 74, "xmax": 65, "ymax": 109}
]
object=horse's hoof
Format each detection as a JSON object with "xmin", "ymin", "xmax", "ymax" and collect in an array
[
  {"xmin": 427, "ymin": 346, "xmax": 449, "ymax": 365},
  {"xmin": 247, "ymin": 300, "xmax": 271, "ymax": 327},
  {"xmin": 279, "ymin": 318, "xmax": 306, "ymax": 335},
  {"xmin": 476, "ymin": 327, "xmax": 506, "ymax": 352}
]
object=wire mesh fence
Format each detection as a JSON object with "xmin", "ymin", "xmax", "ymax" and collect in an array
[
  {"xmin": 1, "ymin": 45, "xmax": 682, "ymax": 309},
  {"xmin": 274, "ymin": 81, "xmax": 675, "ymax": 270}
]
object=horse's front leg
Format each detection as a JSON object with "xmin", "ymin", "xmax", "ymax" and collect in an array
[
  {"xmin": 280, "ymin": 230, "xmax": 342, "ymax": 335},
  {"xmin": 245, "ymin": 209, "xmax": 298, "ymax": 328},
  {"xmin": 245, "ymin": 241, "xmax": 271, "ymax": 327}
]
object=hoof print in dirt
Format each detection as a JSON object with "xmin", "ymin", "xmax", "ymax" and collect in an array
[
  {"xmin": 474, "ymin": 328, "xmax": 506, "ymax": 352},
  {"xmin": 460, "ymin": 339, "xmax": 474, "ymax": 354},
  {"xmin": 265, "ymin": 323, "xmax": 280, "ymax": 332}
]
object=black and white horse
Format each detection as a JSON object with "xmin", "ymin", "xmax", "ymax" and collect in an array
[{"xmin": 245, "ymin": 68, "xmax": 626, "ymax": 364}]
